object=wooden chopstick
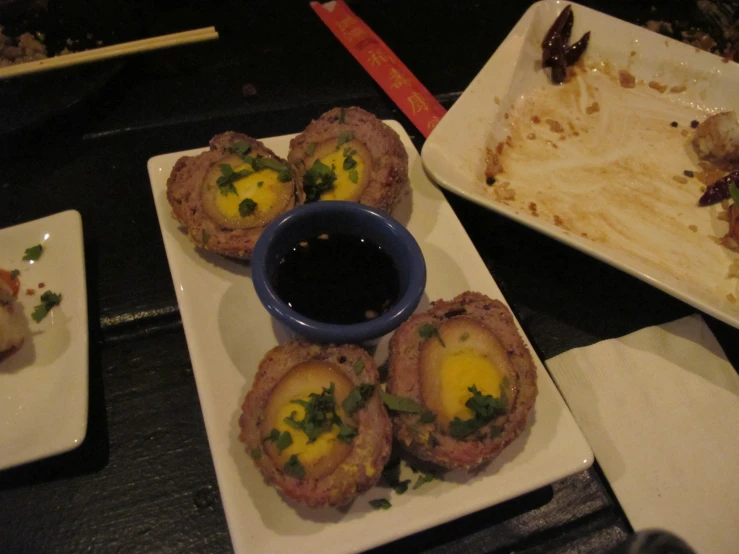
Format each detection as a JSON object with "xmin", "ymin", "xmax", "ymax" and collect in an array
[{"xmin": 0, "ymin": 26, "xmax": 219, "ymax": 80}]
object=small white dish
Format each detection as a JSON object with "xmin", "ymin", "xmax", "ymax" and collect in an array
[
  {"xmin": 148, "ymin": 122, "xmax": 593, "ymax": 554},
  {"xmin": 422, "ymin": 0, "xmax": 739, "ymax": 328},
  {"xmin": 0, "ymin": 210, "xmax": 89, "ymax": 470}
]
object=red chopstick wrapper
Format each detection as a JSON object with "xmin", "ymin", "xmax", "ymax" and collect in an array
[{"xmin": 311, "ymin": 0, "xmax": 447, "ymax": 138}]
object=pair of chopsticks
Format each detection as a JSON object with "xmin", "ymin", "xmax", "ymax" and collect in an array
[{"xmin": 0, "ymin": 26, "xmax": 219, "ymax": 80}]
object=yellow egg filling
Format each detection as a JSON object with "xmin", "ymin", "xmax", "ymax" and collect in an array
[
  {"xmin": 302, "ymin": 138, "xmax": 371, "ymax": 202},
  {"xmin": 260, "ymin": 361, "xmax": 354, "ymax": 479},
  {"xmin": 439, "ymin": 351, "xmax": 504, "ymax": 422},
  {"xmin": 272, "ymin": 400, "xmax": 343, "ymax": 465},
  {"xmin": 315, "ymin": 148, "xmax": 366, "ymax": 201},
  {"xmin": 201, "ymin": 153, "xmax": 293, "ymax": 230},
  {"xmin": 419, "ymin": 317, "xmax": 514, "ymax": 428}
]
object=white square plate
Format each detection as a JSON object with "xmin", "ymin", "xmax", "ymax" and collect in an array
[
  {"xmin": 422, "ymin": 0, "xmax": 739, "ymax": 328},
  {"xmin": 0, "ymin": 210, "xmax": 89, "ymax": 470},
  {"xmin": 147, "ymin": 122, "xmax": 593, "ymax": 554}
]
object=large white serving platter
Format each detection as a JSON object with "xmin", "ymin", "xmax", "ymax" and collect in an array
[
  {"xmin": 0, "ymin": 210, "xmax": 89, "ymax": 470},
  {"xmin": 422, "ymin": 0, "xmax": 739, "ymax": 328},
  {"xmin": 147, "ymin": 122, "xmax": 593, "ymax": 554}
]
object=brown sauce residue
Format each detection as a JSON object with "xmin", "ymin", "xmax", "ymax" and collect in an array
[
  {"xmin": 695, "ymin": 162, "xmax": 727, "ymax": 186},
  {"xmin": 529, "ymin": 202, "xmax": 538, "ymax": 216},
  {"xmin": 669, "ymin": 85, "xmax": 687, "ymax": 93},
  {"xmin": 531, "ymin": 115, "xmax": 541, "ymax": 124},
  {"xmin": 586, "ymin": 102, "xmax": 600, "ymax": 115},
  {"xmin": 546, "ymin": 119, "xmax": 564, "ymax": 133},
  {"xmin": 619, "ymin": 70, "xmax": 636, "ymax": 88},
  {"xmin": 688, "ymin": 224, "xmax": 698, "ymax": 232},
  {"xmin": 648, "ymin": 81, "xmax": 668, "ymax": 93},
  {"xmin": 673, "ymin": 175, "xmax": 688, "ymax": 184},
  {"xmin": 526, "ymin": 133, "xmax": 537, "ymax": 140},
  {"xmin": 484, "ymin": 148, "xmax": 504, "ymax": 180}
]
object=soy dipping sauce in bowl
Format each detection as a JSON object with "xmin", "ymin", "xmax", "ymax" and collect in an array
[{"xmin": 251, "ymin": 202, "xmax": 426, "ymax": 344}]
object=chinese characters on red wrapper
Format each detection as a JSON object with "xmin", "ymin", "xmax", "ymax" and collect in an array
[{"xmin": 311, "ymin": 0, "xmax": 447, "ymax": 138}]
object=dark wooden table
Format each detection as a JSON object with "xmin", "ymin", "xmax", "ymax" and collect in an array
[{"xmin": 1, "ymin": 1, "xmax": 737, "ymax": 552}]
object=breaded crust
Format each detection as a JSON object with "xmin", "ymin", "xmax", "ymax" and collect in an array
[
  {"xmin": 166, "ymin": 132, "xmax": 297, "ymax": 259},
  {"xmin": 387, "ymin": 292, "xmax": 538, "ymax": 470},
  {"xmin": 287, "ymin": 107, "xmax": 409, "ymax": 213},
  {"xmin": 239, "ymin": 341, "xmax": 392, "ymax": 507}
]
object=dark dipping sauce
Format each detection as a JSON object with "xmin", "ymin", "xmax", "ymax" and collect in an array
[{"xmin": 273, "ymin": 233, "xmax": 400, "ymax": 324}]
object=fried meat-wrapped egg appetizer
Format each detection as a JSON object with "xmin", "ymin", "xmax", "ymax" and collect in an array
[
  {"xmin": 166, "ymin": 132, "xmax": 297, "ymax": 259},
  {"xmin": 386, "ymin": 292, "xmax": 537, "ymax": 470},
  {"xmin": 239, "ymin": 341, "xmax": 391, "ymax": 507},
  {"xmin": 287, "ymin": 107, "xmax": 408, "ymax": 213}
]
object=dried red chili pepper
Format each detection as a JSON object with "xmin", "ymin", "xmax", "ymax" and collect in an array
[
  {"xmin": 698, "ymin": 170, "xmax": 739, "ymax": 206},
  {"xmin": 564, "ymin": 31, "xmax": 590, "ymax": 66},
  {"xmin": 541, "ymin": 5, "xmax": 590, "ymax": 84}
]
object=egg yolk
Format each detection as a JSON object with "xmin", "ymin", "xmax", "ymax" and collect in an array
[
  {"xmin": 315, "ymin": 149, "xmax": 366, "ymax": 201},
  {"xmin": 439, "ymin": 351, "xmax": 504, "ymax": 422},
  {"xmin": 272, "ymin": 400, "xmax": 343, "ymax": 465},
  {"xmin": 260, "ymin": 361, "xmax": 355, "ymax": 479},
  {"xmin": 214, "ymin": 164, "xmax": 284, "ymax": 219}
]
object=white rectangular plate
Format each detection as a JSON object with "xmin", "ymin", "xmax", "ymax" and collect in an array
[
  {"xmin": 147, "ymin": 122, "xmax": 593, "ymax": 554},
  {"xmin": 0, "ymin": 210, "xmax": 89, "ymax": 470},
  {"xmin": 422, "ymin": 0, "xmax": 739, "ymax": 328}
]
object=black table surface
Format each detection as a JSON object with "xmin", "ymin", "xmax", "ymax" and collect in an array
[{"xmin": 1, "ymin": 1, "xmax": 737, "ymax": 552}]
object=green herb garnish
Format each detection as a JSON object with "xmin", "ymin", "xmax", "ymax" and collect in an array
[
  {"xmin": 348, "ymin": 169, "xmax": 359, "ymax": 184},
  {"xmin": 419, "ymin": 323, "xmax": 445, "ymax": 346},
  {"xmin": 379, "ymin": 390, "xmax": 424, "ymax": 413},
  {"xmin": 413, "ymin": 473, "xmax": 435, "ymax": 490},
  {"xmin": 239, "ymin": 198, "xmax": 258, "ymax": 217},
  {"xmin": 342, "ymin": 384, "xmax": 375, "ymax": 416},
  {"xmin": 257, "ymin": 181, "xmax": 263, "ymax": 188},
  {"xmin": 227, "ymin": 140, "xmax": 252, "ymax": 160},
  {"xmin": 448, "ymin": 382, "xmax": 508, "ymax": 439},
  {"xmin": 303, "ymin": 159, "xmax": 337, "ymax": 202},
  {"xmin": 306, "ymin": 142, "xmax": 317, "ymax": 156},
  {"xmin": 352, "ymin": 358, "xmax": 365, "ymax": 375},
  {"xmin": 216, "ymin": 164, "xmax": 251, "ymax": 196},
  {"xmin": 369, "ymin": 498, "xmax": 391, "ymax": 510},
  {"xmin": 339, "ymin": 107, "xmax": 346, "ymax": 124},
  {"xmin": 337, "ymin": 421, "xmax": 358, "ymax": 444},
  {"xmin": 428, "ymin": 433, "xmax": 439, "ymax": 447},
  {"xmin": 23, "ymin": 244, "xmax": 43, "ymax": 261},
  {"xmin": 730, "ymin": 182, "xmax": 739, "ymax": 206},
  {"xmin": 251, "ymin": 156, "xmax": 292, "ymax": 181},
  {"xmin": 250, "ymin": 448, "xmax": 262, "ymax": 460},
  {"xmin": 31, "ymin": 290, "xmax": 62, "ymax": 323},
  {"xmin": 283, "ymin": 382, "xmax": 355, "ymax": 444},
  {"xmin": 264, "ymin": 428, "xmax": 293, "ymax": 452},
  {"xmin": 336, "ymin": 130, "xmax": 353, "ymax": 150},
  {"xmin": 202, "ymin": 230, "xmax": 210, "ymax": 244},
  {"xmin": 284, "ymin": 455, "xmax": 305, "ymax": 479},
  {"xmin": 343, "ymin": 154, "xmax": 357, "ymax": 171},
  {"xmin": 460, "ymin": 332, "xmax": 469, "ymax": 341},
  {"xmin": 394, "ymin": 480, "xmax": 411, "ymax": 495},
  {"xmin": 10, "ymin": 269, "xmax": 20, "ymax": 280},
  {"xmin": 419, "ymin": 410, "xmax": 436, "ymax": 423}
]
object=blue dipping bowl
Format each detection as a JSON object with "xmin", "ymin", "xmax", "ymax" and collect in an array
[{"xmin": 252, "ymin": 201, "xmax": 426, "ymax": 344}]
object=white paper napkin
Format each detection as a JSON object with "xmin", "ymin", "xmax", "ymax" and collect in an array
[{"xmin": 546, "ymin": 314, "xmax": 739, "ymax": 554}]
